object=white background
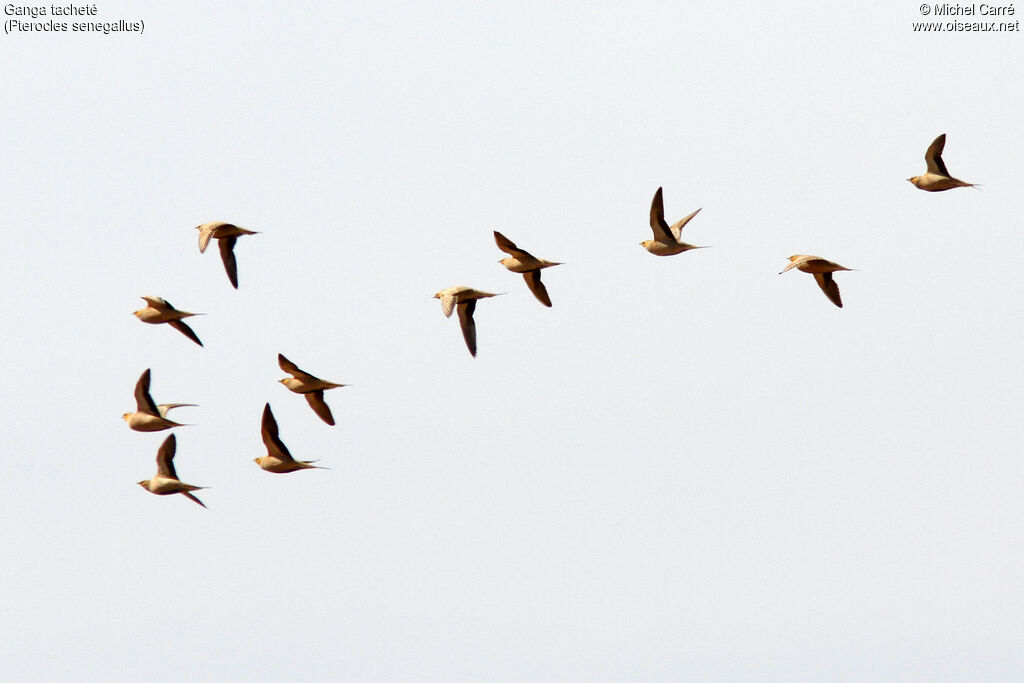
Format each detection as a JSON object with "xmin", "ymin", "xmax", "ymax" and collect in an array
[{"xmin": 1, "ymin": 1, "xmax": 1022, "ymax": 680}]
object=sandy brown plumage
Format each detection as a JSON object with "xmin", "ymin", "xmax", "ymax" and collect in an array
[
  {"xmin": 254, "ymin": 403, "xmax": 327, "ymax": 473},
  {"xmin": 494, "ymin": 230, "xmax": 561, "ymax": 307},
  {"xmin": 277, "ymin": 353, "xmax": 346, "ymax": 426},
  {"xmin": 137, "ymin": 434, "xmax": 207, "ymax": 508}
]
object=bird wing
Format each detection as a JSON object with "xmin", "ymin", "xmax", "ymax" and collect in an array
[
  {"xmin": 814, "ymin": 272, "xmax": 843, "ymax": 308},
  {"xmin": 493, "ymin": 231, "xmax": 531, "ymax": 259},
  {"xmin": 168, "ymin": 320, "xmax": 203, "ymax": 347},
  {"xmin": 278, "ymin": 353, "xmax": 315, "ymax": 381},
  {"xmin": 218, "ymin": 235, "xmax": 239, "ymax": 288},
  {"xmin": 925, "ymin": 134, "xmax": 950, "ymax": 177},
  {"xmin": 457, "ymin": 300, "xmax": 478, "ymax": 357},
  {"xmin": 668, "ymin": 208, "xmax": 702, "ymax": 242},
  {"xmin": 197, "ymin": 223, "xmax": 216, "ymax": 253},
  {"xmin": 260, "ymin": 403, "xmax": 296, "ymax": 460},
  {"xmin": 156, "ymin": 433, "xmax": 179, "ymax": 479},
  {"xmin": 649, "ymin": 187, "xmax": 674, "ymax": 242},
  {"xmin": 134, "ymin": 369, "xmax": 160, "ymax": 415},
  {"xmin": 181, "ymin": 491, "xmax": 207, "ymax": 508},
  {"xmin": 440, "ymin": 292, "xmax": 458, "ymax": 318},
  {"xmin": 305, "ymin": 391, "xmax": 335, "ymax": 426},
  {"xmin": 523, "ymin": 270, "xmax": 552, "ymax": 307},
  {"xmin": 140, "ymin": 295, "xmax": 167, "ymax": 309},
  {"xmin": 157, "ymin": 403, "xmax": 197, "ymax": 417}
]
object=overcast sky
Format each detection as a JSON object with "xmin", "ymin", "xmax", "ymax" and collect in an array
[{"xmin": 1, "ymin": 1, "xmax": 1022, "ymax": 680}]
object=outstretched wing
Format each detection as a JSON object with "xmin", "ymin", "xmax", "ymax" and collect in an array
[
  {"xmin": 668, "ymin": 208, "xmax": 702, "ymax": 242},
  {"xmin": 181, "ymin": 491, "xmax": 207, "ymax": 508},
  {"xmin": 197, "ymin": 223, "xmax": 216, "ymax": 253},
  {"xmin": 649, "ymin": 187, "xmax": 674, "ymax": 242},
  {"xmin": 925, "ymin": 134, "xmax": 949, "ymax": 177},
  {"xmin": 134, "ymin": 369, "xmax": 160, "ymax": 415},
  {"xmin": 523, "ymin": 270, "xmax": 552, "ymax": 307},
  {"xmin": 261, "ymin": 403, "xmax": 296, "ymax": 460},
  {"xmin": 440, "ymin": 292, "xmax": 458, "ymax": 318},
  {"xmin": 814, "ymin": 272, "xmax": 843, "ymax": 308},
  {"xmin": 278, "ymin": 353, "xmax": 314, "ymax": 381},
  {"xmin": 168, "ymin": 320, "xmax": 203, "ymax": 347},
  {"xmin": 493, "ymin": 230, "xmax": 531, "ymax": 259},
  {"xmin": 157, "ymin": 403, "xmax": 197, "ymax": 418},
  {"xmin": 218, "ymin": 236, "xmax": 239, "ymax": 288},
  {"xmin": 457, "ymin": 300, "xmax": 478, "ymax": 357},
  {"xmin": 305, "ymin": 391, "xmax": 335, "ymax": 426},
  {"xmin": 156, "ymin": 433, "xmax": 178, "ymax": 479}
]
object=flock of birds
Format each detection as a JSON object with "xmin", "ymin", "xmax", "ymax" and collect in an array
[
  {"xmin": 124, "ymin": 133, "xmax": 977, "ymax": 508},
  {"xmin": 126, "ymin": 222, "xmax": 347, "ymax": 507}
]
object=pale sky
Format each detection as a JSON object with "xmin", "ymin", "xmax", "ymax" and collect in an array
[{"xmin": 2, "ymin": 1, "xmax": 1022, "ymax": 681}]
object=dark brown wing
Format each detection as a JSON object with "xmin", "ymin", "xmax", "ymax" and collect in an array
[
  {"xmin": 523, "ymin": 270, "xmax": 552, "ymax": 307},
  {"xmin": 134, "ymin": 368, "xmax": 160, "ymax": 415},
  {"xmin": 260, "ymin": 403, "xmax": 295, "ymax": 460},
  {"xmin": 648, "ymin": 187, "xmax": 673, "ymax": 242},
  {"xmin": 156, "ymin": 433, "xmax": 178, "ymax": 479},
  {"xmin": 493, "ymin": 230, "xmax": 531, "ymax": 259},
  {"xmin": 278, "ymin": 353, "xmax": 314, "ymax": 380},
  {"xmin": 457, "ymin": 300, "xmax": 478, "ymax": 357},
  {"xmin": 218, "ymin": 236, "xmax": 239, "ymax": 288},
  {"xmin": 168, "ymin": 320, "xmax": 203, "ymax": 347},
  {"xmin": 814, "ymin": 272, "xmax": 843, "ymax": 308},
  {"xmin": 181, "ymin": 491, "xmax": 207, "ymax": 508},
  {"xmin": 925, "ymin": 134, "xmax": 950, "ymax": 177},
  {"xmin": 304, "ymin": 391, "xmax": 335, "ymax": 425}
]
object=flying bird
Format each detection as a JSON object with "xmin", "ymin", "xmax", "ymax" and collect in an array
[
  {"xmin": 277, "ymin": 353, "xmax": 346, "ymax": 426},
  {"xmin": 254, "ymin": 403, "xmax": 327, "ymax": 473},
  {"xmin": 123, "ymin": 368, "xmax": 195, "ymax": 432},
  {"xmin": 640, "ymin": 187, "xmax": 705, "ymax": 256},
  {"xmin": 137, "ymin": 434, "xmax": 207, "ymax": 508},
  {"xmin": 433, "ymin": 287, "xmax": 502, "ymax": 357},
  {"xmin": 196, "ymin": 221, "xmax": 259, "ymax": 288},
  {"xmin": 907, "ymin": 134, "xmax": 978, "ymax": 191},
  {"xmin": 779, "ymin": 255, "xmax": 854, "ymax": 308},
  {"xmin": 494, "ymin": 230, "xmax": 562, "ymax": 307},
  {"xmin": 132, "ymin": 295, "xmax": 203, "ymax": 346}
]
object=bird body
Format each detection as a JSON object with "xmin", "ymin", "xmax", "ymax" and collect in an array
[
  {"xmin": 494, "ymin": 230, "xmax": 561, "ymax": 307},
  {"xmin": 124, "ymin": 411, "xmax": 186, "ymax": 432},
  {"xmin": 641, "ymin": 187, "xmax": 705, "ymax": 256},
  {"xmin": 780, "ymin": 255, "xmax": 853, "ymax": 308},
  {"xmin": 138, "ymin": 434, "xmax": 207, "ymax": 508},
  {"xmin": 433, "ymin": 287, "xmax": 502, "ymax": 357},
  {"xmin": 196, "ymin": 221, "xmax": 259, "ymax": 288},
  {"xmin": 908, "ymin": 134, "xmax": 977, "ymax": 191},
  {"xmin": 123, "ymin": 369, "xmax": 194, "ymax": 432},
  {"xmin": 277, "ymin": 353, "xmax": 346, "ymax": 426},
  {"xmin": 254, "ymin": 403, "xmax": 326, "ymax": 473}
]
